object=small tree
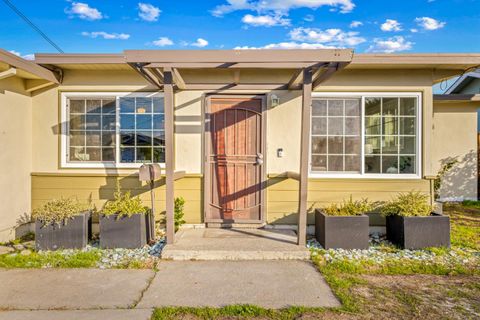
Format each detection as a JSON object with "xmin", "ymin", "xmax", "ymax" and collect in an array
[{"xmin": 174, "ymin": 197, "xmax": 186, "ymax": 232}]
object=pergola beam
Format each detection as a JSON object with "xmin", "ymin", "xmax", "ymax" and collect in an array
[
  {"xmin": 0, "ymin": 67, "xmax": 17, "ymax": 80},
  {"xmin": 172, "ymin": 68, "xmax": 186, "ymax": 90},
  {"xmin": 145, "ymin": 62, "xmax": 322, "ymax": 69},
  {"xmin": 288, "ymin": 69, "xmax": 303, "ymax": 90},
  {"xmin": 164, "ymin": 68, "xmax": 175, "ymax": 245},
  {"xmin": 313, "ymin": 62, "xmax": 349, "ymax": 89},
  {"xmin": 297, "ymin": 68, "xmax": 312, "ymax": 246}
]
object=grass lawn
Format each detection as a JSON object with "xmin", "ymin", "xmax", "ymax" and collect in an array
[{"xmin": 152, "ymin": 203, "xmax": 480, "ymax": 320}]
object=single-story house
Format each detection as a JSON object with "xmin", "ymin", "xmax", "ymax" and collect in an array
[{"xmin": 1, "ymin": 48, "xmax": 479, "ymax": 245}]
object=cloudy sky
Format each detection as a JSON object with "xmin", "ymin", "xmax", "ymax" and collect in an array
[{"xmin": 1, "ymin": 0, "xmax": 479, "ymax": 59}]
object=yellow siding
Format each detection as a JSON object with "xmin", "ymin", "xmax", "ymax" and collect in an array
[
  {"xmin": 267, "ymin": 177, "xmax": 430, "ymax": 224},
  {"xmin": 31, "ymin": 174, "xmax": 203, "ymax": 224}
]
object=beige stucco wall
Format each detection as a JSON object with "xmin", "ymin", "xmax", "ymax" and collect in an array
[
  {"xmin": 0, "ymin": 77, "xmax": 32, "ymax": 241},
  {"xmin": 432, "ymin": 102, "xmax": 478, "ymax": 200}
]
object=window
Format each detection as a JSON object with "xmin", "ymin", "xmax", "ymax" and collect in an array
[
  {"xmin": 62, "ymin": 93, "xmax": 164, "ymax": 168},
  {"xmin": 310, "ymin": 93, "xmax": 421, "ymax": 177}
]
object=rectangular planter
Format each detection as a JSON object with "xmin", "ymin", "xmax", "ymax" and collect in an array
[
  {"xmin": 386, "ymin": 213, "xmax": 450, "ymax": 249},
  {"xmin": 100, "ymin": 213, "xmax": 154, "ymax": 249},
  {"xmin": 35, "ymin": 212, "xmax": 91, "ymax": 251},
  {"xmin": 315, "ymin": 209, "xmax": 369, "ymax": 249}
]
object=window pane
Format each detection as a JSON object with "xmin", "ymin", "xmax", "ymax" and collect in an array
[
  {"xmin": 153, "ymin": 98, "xmax": 164, "ymax": 113},
  {"xmin": 345, "ymin": 117, "xmax": 360, "ymax": 135},
  {"xmin": 102, "ymin": 147, "xmax": 115, "ymax": 162},
  {"xmin": 382, "ymin": 136, "xmax": 398, "ymax": 154},
  {"xmin": 153, "ymin": 114, "xmax": 165, "ymax": 130},
  {"xmin": 85, "ymin": 148, "xmax": 101, "ymax": 161},
  {"xmin": 328, "ymin": 137, "xmax": 343, "ymax": 154},
  {"xmin": 365, "ymin": 156, "xmax": 381, "ymax": 173},
  {"xmin": 86, "ymin": 100, "xmax": 102, "ymax": 114},
  {"xmin": 345, "ymin": 155, "xmax": 360, "ymax": 172},
  {"xmin": 102, "ymin": 99, "xmax": 116, "ymax": 114},
  {"xmin": 311, "ymin": 136, "xmax": 327, "ymax": 154},
  {"xmin": 382, "ymin": 98, "xmax": 398, "ymax": 116},
  {"xmin": 311, "ymin": 117, "xmax": 327, "ymax": 135},
  {"xmin": 382, "ymin": 116, "xmax": 398, "ymax": 135},
  {"xmin": 400, "ymin": 156, "xmax": 415, "ymax": 173},
  {"xmin": 120, "ymin": 97, "xmax": 135, "ymax": 113},
  {"xmin": 365, "ymin": 98, "xmax": 381, "ymax": 116},
  {"xmin": 365, "ymin": 116, "xmax": 380, "ymax": 135},
  {"xmin": 136, "ymin": 97, "xmax": 152, "ymax": 113},
  {"xmin": 69, "ymin": 131, "xmax": 85, "ymax": 147},
  {"xmin": 70, "ymin": 114, "xmax": 85, "ymax": 130},
  {"xmin": 102, "ymin": 132, "xmax": 115, "ymax": 146},
  {"xmin": 328, "ymin": 155, "xmax": 343, "ymax": 171},
  {"xmin": 136, "ymin": 114, "xmax": 152, "ymax": 130},
  {"xmin": 102, "ymin": 115, "xmax": 116, "ymax": 131},
  {"xmin": 120, "ymin": 114, "xmax": 135, "ymax": 130},
  {"xmin": 328, "ymin": 117, "xmax": 343, "ymax": 135},
  {"xmin": 153, "ymin": 147, "xmax": 165, "ymax": 162},
  {"xmin": 121, "ymin": 132, "xmax": 135, "ymax": 146},
  {"xmin": 85, "ymin": 115, "xmax": 101, "ymax": 130},
  {"xmin": 136, "ymin": 131, "xmax": 152, "ymax": 146},
  {"xmin": 345, "ymin": 100, "xmax": 360, "ymax": 116},
  {"xmin": 70, "ymin": 100, "xmax": 85, "ymax": 114},
  {"xmin": 120, "ymin": 147, "xmax": 135, "ymax": 163},
  {"xmin": 399, "ymin": 136, "xmax": 415, "ymax": 154},
  {"xmin": 400, "ymin": 117, "xmax": 415, "ymax": 135},
  {"xmin": 400, "ymin": 98, "xmax": 416, "ymax": 116},
  {"xmin": 136, "ymin": 147, "xmax": 152, "ymax": 163},
  {"xmin": 312, "ymin": 100, "xmax": 327, "ymax": 116},
  {"xmin": 70, "ymin": 147, "xmax": 87, "ymax": 161},
  {"xmin": 153, "ymin": 131, "xmax": 165, "ymax": 146},
  {"xmin": 365, "ymin": 136, "xmax": 381, "ymax": 154},
  {"xmin": 328, "ymin": 100, "xmax": 343, "ymax": 116},
  {"xmin": 311, "ymin": 155, "xmax": 327, "ymax": 172},
  {"xmin": 85, "ymin": 132, "xmax": 101, "ymax": 146},
  {"xmin": 345, "ymin": 137, "xmax": 360, "ymax": 154},
  {"xmin": 382, "ymin": 156, "xmax": 398, "ymax": 174}
]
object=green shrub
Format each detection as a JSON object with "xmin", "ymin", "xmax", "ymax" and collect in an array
[
  {"xmin": 174, "ymin": 197, "xmax": 186, "ymax": 232},
  {"xmin": 32, "ymin": 198, "xmax": 90, "ymax": 226},
  {"xmin": 102, "ymin": 186, "xmax": 148, "ymax": 218},
  {"xmin": 381, "ymin": 191, "xmax": 433, "ymax": 217},
  {"xmin": 322, "ymin": 197, "xmax": 373, "ymax": 216}
]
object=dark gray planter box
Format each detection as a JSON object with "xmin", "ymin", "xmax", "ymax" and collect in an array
[
  {"xmin": 35, "ymin": 212, "xmax": 91, "ymax": 251},
  {"xmin": 100, "ymin": 213, "xmax": 154, "ymax": 249},
  {"xmin": 386, "ymin": 213, "xmax": 450, "ymax": 249},
  {"xmin": 315, "ymin": 209, "xmax": 369, "ymax": 249}
]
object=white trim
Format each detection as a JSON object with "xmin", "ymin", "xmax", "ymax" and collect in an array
[
  {"xmin": 60, "ymin": 92, "xmax": 164, "ymax": 169},
  {"xmin": 309, "ymin": 92, "xmax": 423, "ymax": 179}
]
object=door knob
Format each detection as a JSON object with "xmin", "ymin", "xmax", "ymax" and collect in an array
[{"xmin": 256, "ymin": 153, "xmax": 264, "ymax": 165}]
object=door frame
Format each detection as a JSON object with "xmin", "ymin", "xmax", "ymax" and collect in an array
[{"xmin": 203, "ymin": 94, "xmax": 267, "ymax": 224}]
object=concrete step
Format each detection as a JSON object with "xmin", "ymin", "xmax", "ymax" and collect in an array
[{"xmin": 161, "ymin": 247, "xmax": 311, "ymax": 261}]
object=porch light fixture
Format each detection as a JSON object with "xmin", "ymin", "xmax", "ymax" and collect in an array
[{"xmin": 270, "ymin": 94, "xmax": 280, "ymax": 108}]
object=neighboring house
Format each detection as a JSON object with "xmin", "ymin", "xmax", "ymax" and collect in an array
[{"xmin": 1, "ymin": 48, "xmax": 479, "ymax": 244}]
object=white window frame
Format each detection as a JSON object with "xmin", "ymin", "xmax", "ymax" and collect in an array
[
  {"xmin": 309, "ymin": 92, "xmax": 422, "ymax": 179},
  {"xmin": 61, "ymin": 92, "xmax": 165, "ymax": 169}
]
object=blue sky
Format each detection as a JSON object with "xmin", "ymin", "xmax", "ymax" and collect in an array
[{"xmin": 1, "ymin": 0, "xmax": 479, "ymax": 58}]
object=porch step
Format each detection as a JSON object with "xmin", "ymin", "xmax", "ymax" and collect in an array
[{"xmin": 160, "ymin": 228, "xmax": 311, "ymax": 261}]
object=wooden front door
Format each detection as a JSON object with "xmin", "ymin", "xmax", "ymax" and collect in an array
[{"xmin": 205, "ymin": 96, "xmax": 265, "ymax": 223}]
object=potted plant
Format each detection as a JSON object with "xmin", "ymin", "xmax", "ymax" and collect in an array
[
  {"xmin": 315, "ymin": 197, "xmax": 372, "ymax": 249},
  {"xmin": 100, "ymin": 187, "xmax": 153, "ymax": 249},
  {"xmin": 381, "ymin": 191, "xmax": 450, "ymax": 249},
  {"xmin": 33, "ymin": 198, "xmax": 91, "ymax": 251}
]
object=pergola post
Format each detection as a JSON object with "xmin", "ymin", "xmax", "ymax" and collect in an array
[
  {"xmin": 164, "ymin": 68, "xmax": 175, "ymax": 245},
  {"xmin": 297, "ymin": 68, "xmax": 312, "ymax": 246}
]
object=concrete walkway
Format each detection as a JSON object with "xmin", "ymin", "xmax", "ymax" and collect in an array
[
  {"xmin": 0, "ymin": 261, "xmax": 340, "ymax": 319},
  {"xmin": 162, "ymin": 228, "xmax": 310, "ymax": 260}
]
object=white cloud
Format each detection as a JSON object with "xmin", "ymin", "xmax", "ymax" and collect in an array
[
  {"xmin": 152, "ymin": 37, "xmax": 173, "ymax": 47},
  {"xmin": 242, "ymin": 14, "xmax": 290, "ymax": 27},
  {"xmin": 415, "ymin": 17, "xmax": 446, "ymax": 30},
  {"xmin": 66, "ymin": 2, "xmax": 103, "ymax": 20},
  {"xmin": 289, "ymin": 27, "xmax": 366, "ymax": 46},
  {"xmin": 191, "ymin": 38, "xmax": 209, "ymax": 48},
  {"xmin": 9, "ymin": 50, "xmax": 34, "ymax": 60},
  {"xmin": 367, "ymin": 36, "xmax": 413, "ymax": 53},
  {"xmin": 138, "ymin": 3, "xmax": 161, "ymax": 22},
  {"xmin": 212, "ymin": 0, "xmax": 355, "ymax": 17},
  {"xmin": 349, "ymin": 20, "xmax": 362, "ymax": 28},
  {"xmin": 410, "ymin": 28, "xmax": 418, "ymax": 33},
  {"xmin": 81, "ymin": 31, "xmax": 130, "ymax": 40},
  {"xmin": 303, "ymin": 14, "xmax": 314, "ymax": 22},
  {"xmin": 380, "ymin": 19, "xmax": 402, "ymax": 32},
  {"xmin": 235, "ymin": 42, "xmax": 335, "ymax": 49}
]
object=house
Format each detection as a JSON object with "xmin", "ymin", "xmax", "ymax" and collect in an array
[{"xmin": 1, "ymin": 48, "xmax": 479, "ymax": 244}]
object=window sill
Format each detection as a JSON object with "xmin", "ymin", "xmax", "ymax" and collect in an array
[
  {"xmin": 61, "ymin": 162, "xmax": 166, "ymax": 169},
  {"xmin": 308, "ymin": 173, "xmax": 422, "ymax": 180}
]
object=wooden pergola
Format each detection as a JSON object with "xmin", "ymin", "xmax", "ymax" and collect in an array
[{"xmin": 124, "ymin": 49, "xmax": 354, "ymax": 246}]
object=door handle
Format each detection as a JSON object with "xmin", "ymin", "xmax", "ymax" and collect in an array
[{"xmin": 255, "ymin": 153, "xmax": 264, "ymax": 165}]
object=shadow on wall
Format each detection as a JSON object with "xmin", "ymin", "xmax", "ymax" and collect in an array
[{"xmin": 438, "ymin": 149, "xmax": 478, "ymax": 201}]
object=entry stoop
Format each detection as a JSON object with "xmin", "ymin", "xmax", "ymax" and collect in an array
[{"xmin": 161, "ymin": 228, "xmax": 310, "ymax": 261}]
